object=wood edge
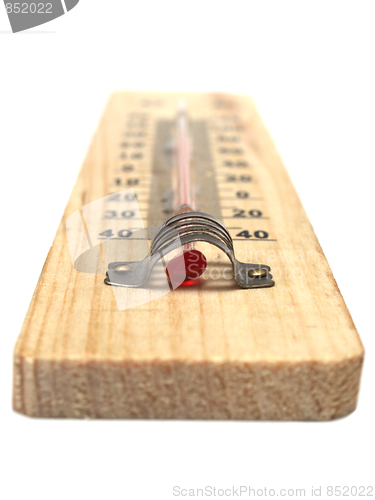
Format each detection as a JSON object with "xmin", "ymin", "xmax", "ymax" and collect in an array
[
  {"xmin": 13, "ymin": 352, "xmax": 364, "ymax": 421},
  {"xmin": 239, "ymin": 98, "xmax": 365, "ymax": 356},
  {"xmin": 106, "ymin": 90, "xmax": 257, "ymax": 108}
]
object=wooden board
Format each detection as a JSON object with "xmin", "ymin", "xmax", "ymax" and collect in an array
[{"xmin": 13, "ymin": 91, "xmax": 364, "ymax": 420}]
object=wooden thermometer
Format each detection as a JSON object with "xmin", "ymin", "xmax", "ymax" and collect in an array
[{"xmin": 13, "ymin": 92, "xmax": 364, "ymax": 420}]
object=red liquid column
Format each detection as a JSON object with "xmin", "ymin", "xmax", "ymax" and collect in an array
[{"xmin": 166, "ymin": 104, "xmax": 207, "ymax": 286}]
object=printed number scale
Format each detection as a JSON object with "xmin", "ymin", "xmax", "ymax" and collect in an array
[{"xmin": 13, "ymin": 92, "xmax": 364, "ymax": 420}]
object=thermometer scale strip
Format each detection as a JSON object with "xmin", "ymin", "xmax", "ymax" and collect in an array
[{"xmin": 13, "ymin": 92, "xmax": 363, "ymax": 420}]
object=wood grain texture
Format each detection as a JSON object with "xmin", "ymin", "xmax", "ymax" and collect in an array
[{"xmin": 13, "ymin": 91, "xmax": 364, "ymax": 420}]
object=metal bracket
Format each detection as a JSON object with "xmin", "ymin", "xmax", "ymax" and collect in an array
[{"xmin": 104, "ymin": 211, "xmax": 275, "ymax": 289}]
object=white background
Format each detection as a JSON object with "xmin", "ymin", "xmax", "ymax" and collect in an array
[{"xmin": 0, "ymin": 1, "xmax": 374, "ymax": 499}]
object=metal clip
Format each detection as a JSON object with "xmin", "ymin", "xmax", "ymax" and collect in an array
[{"xmin": 105, "ymin": 211, "xmax": 274, "ymax": 289}]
